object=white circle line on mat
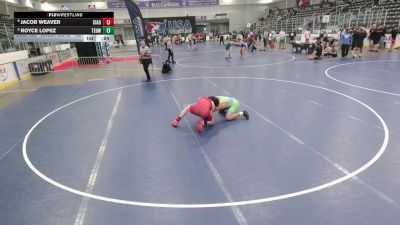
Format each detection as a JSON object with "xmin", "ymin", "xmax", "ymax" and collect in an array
[
  {"xmin": 175, "ymin": 53, "xmax": 296, "ymax": 68},
  {"xmin": 23, "ymin": 76, "xmax": 389, "ymax": 208},
  {"xmin": 325, "ymin": 60, "xmax": 400, "ymax": 96}
]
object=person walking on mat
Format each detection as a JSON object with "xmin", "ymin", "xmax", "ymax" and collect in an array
[
  {"xmin": 340, "ymin": 29, "xmax": 352, "ymax": 57},
  {"xmin": 167, "ymin": 40, "xmax": 176, "ymax": 63},
  {"xmin": 139, "ymin": 40, "xmax": 152, "ymax": 82}
]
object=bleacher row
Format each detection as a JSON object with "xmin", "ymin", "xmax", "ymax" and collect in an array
[
  {"xmin": 252, "ymin": 0, "xmax": 400, "ymax": 33},
  {"xmin": 0, "ymin": 14, "xmax": 14, "ymax": 50}
]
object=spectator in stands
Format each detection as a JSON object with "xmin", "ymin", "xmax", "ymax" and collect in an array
[
  {"xmin": 369, "ymin": 24, "xmax": 380, "ymax": 52},
  {"xmin": 263, "ymin": 30, "xmax": 269, "ymax": 48},
  {"xmin": 225, "ymin": 41, "xmax": 232, "ymax": 59},
  {"xmin": 388, "ymin": 27, "xmax": 399, "ymax": 52},
  {"xmin": 340, "ymin": 28, "xmax": 352, "ymax": 57},
  {"xmin": 187, "ymin": 33, "xmax": 193, "ymax": 46},
  {"xmin": 299, "ymin": 0, "xmax": 304, "ymax": 7},
  {"xmin": 193, "ymin": 34, "xmax": 198, "ymax": 51},
  {"xmin": 323, "ymin": 43, "xmax": 338, "ymax": 57},
  {"xmin": 247, "ymin": 31, "xmax": 256, "ymax": 52},
  {"xmin": 321, "ymin": 32, "xmax": 329, "ymax": 49},
  {"xmin": 256, "ymin": 35, "xmax": 265, "ymax": 51},
  {"xmin": 289, "ymin": 30, "xmax": 296, "ymax": 43},
  {"xmin": 220, "ymin": 34, "xmax": 224, "ymax": 45},
  {"xmin": 304, "ymin": 29, "xmax": 311, "ymax": 43},
  {"xmin": 271, "ymin": 30, "xmax": 277, "ymax": 42},
  {"xmin": 278, "ymin": 30, "xmax": 286, "ymax": 49},
  {"xmin": 268, "ymin": 31, "xmax": 275, "ymax": 49},
  {"xmin": 379, "ymin": 25, "xmax": 387, "ymax": 49},
  {"xmin": 147, "ymin": 36, "xmax": 153, "ymax": 46},
  {"xmin": 309, "ymin": 41, "xmax": 323, "ymax": 60},
  {"xmin": 163, "ymin": 35, "xmax": 169, "ymax": 50},
  {"xmin": 167, "ymin": 39, "xmax": 176, "ymax": 64},
  {"xmin": 351, "ymin": 27, "xmax": 367, "ymax": 58},
  {"xmin": 172, "ymin": 35, "xmax": 177, "ymax": 46},
  {"xmin": 239, "ymin": 39, "xmax": 246, "ymax": 58},
  {"xmin": 237, "ymin": 32, "xmax": 244, "ymax": 41}
]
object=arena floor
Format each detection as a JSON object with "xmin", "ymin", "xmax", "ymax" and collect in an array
[{"xmin": 1, "ymin": 43, "xmax": 400, "ymax": 225}]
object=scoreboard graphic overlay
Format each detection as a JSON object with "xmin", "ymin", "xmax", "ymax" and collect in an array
[{"xmin": 14, "ymin": 12, "xmax": 114, "ymax": 42}]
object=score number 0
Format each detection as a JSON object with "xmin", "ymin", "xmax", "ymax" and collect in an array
[{"xmin": 103, "ymin": 18, "xmax": 114, "ymax": 26}]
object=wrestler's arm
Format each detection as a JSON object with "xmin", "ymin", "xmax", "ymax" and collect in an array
[{"xmin": 205, "ymin": 110, "xmax": 215, "ymax": 126}]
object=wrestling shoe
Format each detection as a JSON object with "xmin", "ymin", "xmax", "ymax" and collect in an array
[
  {"xmin": 171, "ymin": 119, "xmax": 179, "ymax": 127},
  {"xmin": 243, "ymin": 110, "xmax": 249, "ymax": 120}
]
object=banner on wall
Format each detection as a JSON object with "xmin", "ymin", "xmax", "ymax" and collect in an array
[
  {"xmin": 124, "ymin": 0, "xmax": 148, "ymax": 52},
  {"xmin": 0, "ymin": 63, "xmax": 17, "ymax": 85},
  {"xmin": 145, "ymin": 16, "xmax": 195, "ymax": 35},
  {"xmin": 107, "ymin": 0, "xmax": 219, "ymax": 9}
]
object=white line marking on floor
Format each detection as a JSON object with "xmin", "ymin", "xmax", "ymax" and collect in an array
[
  {"xmin": 284, "ymin": 90, "xmax": 400, "ymax": 135},
  {"xmin": 371, "ymin": 68, "xmax": 398, "ymax": 75},
  {"xmin": 282, "ymin": 90, "xmax": 328, "ymax": 109},
  {"xmin": 73, "ymin": 90, "xmax": 122, "ymax": 225},
  {"xmin": 22, "ymin": 77, "xmax": 389, "ymax": 208},
  {"xmin": 305, "ymin": 144, "xmax": 400, "ymax": 210},
  {"xmin": 348, "ymin": 114, "xmax": 400, "ymax": 136},
  {"xmin": 349, "ymin": 115, "xmax": 383, "ymax": 129},
  {"xmin": 289, "ymin": 134, "xmax": 305, "ymax": 145},
  {"xmin": 308, "ymin": 100, "xmax": 327, "ymax": 108},
  {"xmin": 325, "ymin": 60, "xmax": 400, "ymax": 96},
  {"xmin": 165, "ymin": 83, "xmax": 249, "ymax": 225},
  {"xmin": 360, "ymin": 77, "xmax": 390, "ymax": 84},
  {"xmin": 0, "ymin": 138, "xmax": 23, "ymax": 161},
  {"xmin": 206, "ymin": 78, "xmax": 399, "ymax": 210},
  {"xmin": 292, "ymin": 58, "xmax": 339, "ymax": 63},
  {"xmin": 176, "ymin": 53, "xmax": 295, "ymax": 69},
  {"xmin": 348, "ymin": 115, "xmax": 363, "ymax": 122}
]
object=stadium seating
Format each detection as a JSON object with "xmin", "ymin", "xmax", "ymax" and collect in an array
[{"xmin": 251, "ymin": 0, "xmax": 399, "ymax": 33}]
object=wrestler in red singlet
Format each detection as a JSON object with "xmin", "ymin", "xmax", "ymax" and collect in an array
[{"xmin": 189, "ymin": 97, "xmax": 214, "ymax": 122}]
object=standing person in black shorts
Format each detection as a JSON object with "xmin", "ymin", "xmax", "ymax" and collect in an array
[
  {"xmin": 340, "ymin": 29, "xmax": 352, "ymax": 57},
  {"xmin": 139, "ymin": 40, "xmax": 152, "ymax": 82},
  {"xmin": 352, "ymin": 27, "xmax": 367, "ymax": 58},
  {"xmin": 166, "ymin": 40, "xmax": 176, "ymax": 63},
  {"xmin": 369, "ymin": 24, "xmax": 380, "ymax": 52},
  {"xmin": 389, "ymin": 27, "xmax": 399, "ymax": 52},
  {"xmin": 289, "ymin": 30, "xmax": 296, "ymax": 43},
  {"xmin": 263, "ymin": 29, "xmax": 269, "ymax": 49},
  {"xmin": 219, "ymin": 34, "xmax": 224, "ymax": 45}
]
